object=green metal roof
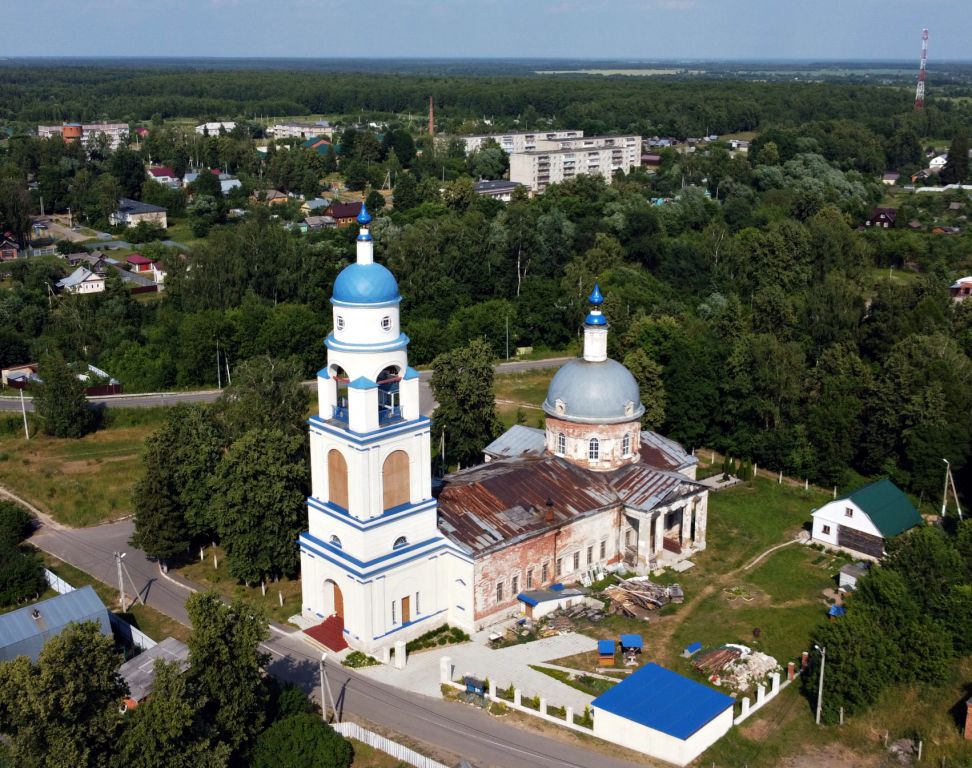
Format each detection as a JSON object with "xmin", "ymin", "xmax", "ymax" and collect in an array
[{"xmin": 842, "ymin": 479, "xmax": 921, "ymax": 538}]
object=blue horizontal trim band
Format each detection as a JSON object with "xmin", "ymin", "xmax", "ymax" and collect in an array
[
  {"xmin": 330, "ymin": 297, "xmax": 401, "ymax": 308},
  {"xmin": 299, "ymin": 534, "xmax": 453, "ymax": 579},
  {"xmin": 308, "ymin": 414, "xmax": 430, "ymax": 444},
  {"xmin": 324, "ymin": 334, "xmax": 409, "ymax": 353},
  {"xmin": 307, "ymin": 496, "xmax": 436, "ymax": 530},
  {"xmin": 374, "ymin": 608, "xmax": 446, "ymax": 640}
]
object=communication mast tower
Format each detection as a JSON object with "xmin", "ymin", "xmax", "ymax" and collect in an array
[{"xmin": 914, "ymin": 28, "xmax": 929, "ymax": 110}]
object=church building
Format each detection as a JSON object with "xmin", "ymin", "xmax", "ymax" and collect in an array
[{"xmin": 299, "ymin": 207, "xmax": 707, "ymax": 654}]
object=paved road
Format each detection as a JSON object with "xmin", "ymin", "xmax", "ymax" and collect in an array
[
  {"xmin": 0, "ymin": 356, "xmax": 569, "ymax": 416},
  {"xmin": 30, "ymin": 514, "xmax": 647, "ymax": 768}
]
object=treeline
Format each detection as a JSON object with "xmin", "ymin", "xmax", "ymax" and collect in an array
[{"xmin": 3, "ymin": 66, "xmax": 972, "ymax": 139}]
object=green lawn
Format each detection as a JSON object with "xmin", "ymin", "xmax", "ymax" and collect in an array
[
  {"xmin": 700, "ymin": 477, "xmax": 829, "ymax": 574},
  {"xmin": 177, "ymin": 545, "xmax": 302, "ymax": 626}
]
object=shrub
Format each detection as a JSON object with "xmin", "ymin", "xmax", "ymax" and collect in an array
[{"xmin": 342, "ymin": 651, "xmax": 380, "ymax": 668}]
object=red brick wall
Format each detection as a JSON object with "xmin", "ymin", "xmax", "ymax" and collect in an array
[
  {"xmin": 965, "ymin": 700, "xmax": 972, "ymax": 740},
  {"xmin": 472, "ymin": 507, "xmax": 623, "ymax": 627}
]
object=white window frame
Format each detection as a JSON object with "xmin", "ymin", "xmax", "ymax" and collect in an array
[{"xmin": 589, "ymin": 438, "xmax": 600, "ymax": 461}]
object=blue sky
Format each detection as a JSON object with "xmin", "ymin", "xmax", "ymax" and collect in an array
[{"xmin": 6, "ymin": 0, "xmax": 969, "ymax": 60}]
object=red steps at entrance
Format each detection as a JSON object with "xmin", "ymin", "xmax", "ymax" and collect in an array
[{"xmin": 304, "ymin": 615, "xmax": 348, "ymax": 652}]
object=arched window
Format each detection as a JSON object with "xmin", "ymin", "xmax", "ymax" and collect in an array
[
  {"xmin": 381, "ymin": 316, "xmax": 391, "ymax": 331},
  {"xmin": 336, "ymin": 316, "xmax": 345, "ymax": 330},
  {"xmin": 378, "ymin": 365, "xmax": 402, "ymax": 424},
  {"xmin": 588, "ymin": 438, "xmax": 600, "ymax": 461},
  {"xmin": 393, "ymin": 536, "xmax": 409, "ymax": 550},
  {"xmin": 557, "ymin": 433, "xmax": 566, "ymax": 455},
  {"xmin": 329, "ymin": 535, "xmax": 342, "ymax": 549},
  {"xmin": 622, "ymin": 433, "xmax": 631, "ymax": 457}
]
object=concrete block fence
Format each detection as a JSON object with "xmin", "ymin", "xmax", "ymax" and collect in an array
[{"xmin": 439, "ymin": 656, "xmax": 594, "ymax": 735}]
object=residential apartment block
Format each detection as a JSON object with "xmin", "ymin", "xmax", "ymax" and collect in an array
[
  {"xmin": 37, "ymin": 123, "xmax": 129, "ymax": 150},
  {"xmin": 461, "ymin": 130, "xmax": 585, "ymax": 155},
  {"xmin": 509, "ymin": 135, "xmax": 641, "ymax": 192},
  {"xmin": 267, "ymin": 122, "xmax": 330, "ymax": 140}
]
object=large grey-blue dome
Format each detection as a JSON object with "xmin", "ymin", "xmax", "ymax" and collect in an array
[{"xmin": 542, "ymin": 358, "xmax": 644, "ymax": 425}]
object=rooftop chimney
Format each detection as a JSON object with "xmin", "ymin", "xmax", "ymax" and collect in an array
[{"xmin": 545, "ymin": 497, "xmax": 554, "ymax": 524}]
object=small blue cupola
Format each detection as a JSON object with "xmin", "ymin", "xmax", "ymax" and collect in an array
[
  {"xmin": 585, "ymin": 282, "xmax": 607, "ymax": 326},
  {"xmin": 331, "ymin": 202, "xmax": 400, "ymax": 306}
]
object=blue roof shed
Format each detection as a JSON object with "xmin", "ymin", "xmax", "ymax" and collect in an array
[
  {"xmin": 619, "ymin": 633, "xmax": 643, "ymax": 650},
  {"xmin": 598, "ymin": 640, "xmax": 616, "ymax": 656},
  {"xmin": 0, "ymin": 586, "xmax": 111, "ymax": 663},
  {"xmin": 592, "ymin": 662, "xmax": 734, "ymax": 740}
]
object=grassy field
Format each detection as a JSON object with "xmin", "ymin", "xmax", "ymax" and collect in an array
[
  {"xmin": 493, "ymin": 369, "xmax": 555, "ymax": 429},
  {"xmin": 41, "ymin": 552, "xmax": 190, "ymax": 644},
  {"xmin": 0, "ymin": 408, "xmax": 170, "ymax": 527},
  {"xmin": 349, "ymin": 739, "xmax": 411, "ymax": 767},
  {"xmin": 177, "ymin": 545, "xmax": 302, "ymax": 626}
]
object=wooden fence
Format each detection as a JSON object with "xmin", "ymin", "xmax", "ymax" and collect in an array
[{"xmin": 332, "ymin": 722, "xmax": 449, "ymax": 768}]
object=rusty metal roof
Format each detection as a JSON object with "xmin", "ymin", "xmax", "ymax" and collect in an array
[
  {"xmin": 437, "ymin": 454, "xmax": 702, "ymax": 555},
  {"xmin": 639, "ymin": 430, "xmax": 698, "ymax": 472}
]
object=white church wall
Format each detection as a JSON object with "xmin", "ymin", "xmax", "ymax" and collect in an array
[{"xmin": 331, "ymin": 305, "xmax": 401, "ymax": 349}]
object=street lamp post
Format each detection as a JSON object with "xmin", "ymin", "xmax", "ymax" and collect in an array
[{"xmin": 814, "ymin": 644, "xmax": 826, "ymax": 725}]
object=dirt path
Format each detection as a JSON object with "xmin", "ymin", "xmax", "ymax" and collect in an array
[
  {"xmin": 648, "ymin": 533, "xmax": 806, "ymax": 665},
  {"xmin": 0, "ymin": 483, "xmax": 66, "ymax": 532}
]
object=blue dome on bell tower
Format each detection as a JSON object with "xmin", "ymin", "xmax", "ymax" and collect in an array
[{"xmin": 330, "ymin": 203, "xmax": 401, "ymax": 307}]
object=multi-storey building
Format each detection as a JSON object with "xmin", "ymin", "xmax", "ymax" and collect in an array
[
  {"xmin": 37, "ymin": 123, "xmax": 129, "ymax": 150},
  {"xmin": 461, "ymin": 130, "xmax": 584, "ymax": 155},
  {"xmin": 509, "ymin": 135, "xmax": 641, "ymax": 192}
]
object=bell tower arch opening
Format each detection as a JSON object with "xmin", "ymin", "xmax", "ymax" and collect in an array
[
  {"xmin": 377, "ymin": 365, "xmax": 402, "ymax": 425},
  {"xmin": 327, "ymin": 449, "xmax": 349, "ymax": 510},
  {"xmin": 382, "ymin": 450, "xmax": 410, "ymax": 511},
  {"xmin": 330, "ymin": 364, "xmax": 349, "ymax": 423}
]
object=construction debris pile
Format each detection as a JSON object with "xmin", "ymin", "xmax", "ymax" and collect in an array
[
  {"xmin": 535, "ymin": 603, "xmax": 607, "ymax": 637},
  {"xmin": 604, "ymin": 576, "xmax": 684, "ymax": 621},
  {"xmin": 693, "ymin": 644, "xmax": 779, "ymax": 693}
]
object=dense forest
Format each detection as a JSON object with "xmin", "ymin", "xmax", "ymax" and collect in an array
[
  {"xmin": 1, "ymin": 68, "xmax": 972, "ymax": 505},
  {"xmin": 3, "ymin": 64, "xmax": 972, "ymax": 139}
]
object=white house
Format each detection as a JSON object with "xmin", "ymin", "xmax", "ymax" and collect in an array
[
  {"xmin": 56, "ymin": 267, "xmax": 105, "ymax": 294},
  {"xmin": 110, "ymin": 199, "xmax": 168, "ymax": 230},
  {"xmin": 194, "ymin": 121, "xmax": 236, "ymax": 135},
  {"xmin": 591, "ymin": 662, "xmax": 735, "ymax": 766},
  {"xmin": 929, "ymin": 154, "xmax": 948, "ymax": 172},
  {"xmin": 811, "ymin": 479, "xmax": 921, "ymax": 560}
]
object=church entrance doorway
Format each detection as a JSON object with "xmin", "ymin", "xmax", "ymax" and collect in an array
[
  {"xmin": 323, "ymin": 579, "xmax": 344, "ymax": 621},
  {"xmin": 401, "ymin": 595, "xmax": 411, "ymax": 624}
]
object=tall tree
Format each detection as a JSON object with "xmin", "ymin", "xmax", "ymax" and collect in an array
[
  {"xmin": 430, "ymin": 338, "xmax": 503, "ymax": 470},
  {"xmin": 218, "ymin": 356, "xmax": 307, "ymax": 441},
  {"xmin": 185, "ymin": 591, "xmax": 270, "ymax": 754},
  {"xmin": 130, "ymin": 458, "xmax": 189, "ymax": 563},
  {"xmin": 623, "ymin": 348, "xmax": 666, "ymax": 430},
  {"xmin": 250, "ymin": 713, "xmax": 353, "ymax": 768},
  {"xmin": 941, "ymin": 131, "xmax": 969, "ymax": 185},
  {"xmin": 0, "ymin": 622, "xmax": 127, "ymax": 768},
  {"xmin": 116, "ymin": 660, "xmax": 230, "ymax": 768},
  {"xmin": 210, "ymin": 429, "xmax": 308, "ymax": 583},
  {"xmin": 33, "ymin": 353, "xmax": 93, "ymax": 438}
]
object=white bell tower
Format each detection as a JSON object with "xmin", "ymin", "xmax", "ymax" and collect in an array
[{"xmin": 299, "ymin": 205, "xmax": 453, "ymax": 654}]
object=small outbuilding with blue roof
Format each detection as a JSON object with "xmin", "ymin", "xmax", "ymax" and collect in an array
[{"xmin": 591, "ymin": 662, "xmax": 734, "ymax": 766}]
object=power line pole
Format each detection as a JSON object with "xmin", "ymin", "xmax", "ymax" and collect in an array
[
  {"xmin": 319, "ymin": 653, "xmax": 337, "ymax": 722},
  {"xmin": 114, "ymin": 552, "xmax": 127, "ymax": 611}
]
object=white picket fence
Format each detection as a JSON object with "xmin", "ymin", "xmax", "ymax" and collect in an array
[
  {"xmin": 332, "ymin": 722, "xmax": 449, "ymax": 768},
  {"xmin": 42, "ymin": 568, "xmax": 156, "ymax": 651}
]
